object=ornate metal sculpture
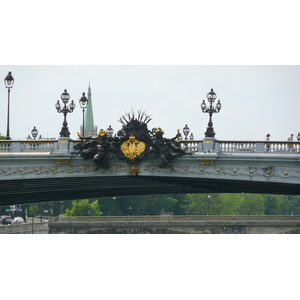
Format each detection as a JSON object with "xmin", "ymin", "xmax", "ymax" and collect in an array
[
  {"xmin": 111, "ymin": 110, "xmax": 153, "ymax": 174},
  {"xmin": 72, "ymin": 109, "xmax": 190, "ymax": 174},
  {"xmin": 150, "ymin": 128, "xmax": 188, "ymax": 172},
  {"xmin": 73, "ymin": 130, "xmax": 114, "ymax": 170}
]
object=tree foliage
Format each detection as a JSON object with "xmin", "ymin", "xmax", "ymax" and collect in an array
[
  {"xmin": 96, "ymin": 195, "xmax": 179, "ymax": 216},
  {"xmin": 286, "ymin": 195, "xmax": 300, "ymax": 214},
  {"xmin": 183, "ymin": 193, "xmax": 270, "ymax": 215},
  {"xmin": 64, "ymin": 199, "xmax": 102, "ymax": 216},
  {"xmin": 264, "ymin": 194, "xmax": 284, "ymax": 215},
  {"xmin": 7, "ymin": 193, "xmax": 300, "ymax": 218},
  {"xmin": 28, "ymin": 204, "xmax": 39, "ymax": 216}
]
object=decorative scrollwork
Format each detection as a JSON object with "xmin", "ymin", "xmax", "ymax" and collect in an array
[
  {"xmin": 56, "ymin": 159, "xmax": 70, "ymax": 164},
  {"xmin": 129, "ymin": 165, "xmax": 141, "ymax": 176},
  {"xmin": 200, "ymin": 160, "xmax": 215, "ymax": 165}
]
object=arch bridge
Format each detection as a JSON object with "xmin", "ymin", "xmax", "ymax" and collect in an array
[{"xmin": 0, "ymin": 138, "xmax": 300, "ymax": 206}]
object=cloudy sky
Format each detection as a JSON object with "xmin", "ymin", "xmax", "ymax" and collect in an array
[
  {"xmin": 0, "ymin": 65, "xmax": 299, "ymax": 141},
  {"xmin": 1, "ymin": 1, "xmax": 299, "ymax": 143}
]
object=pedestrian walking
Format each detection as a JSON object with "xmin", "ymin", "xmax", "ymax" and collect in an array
[{"xmin": 287, "ymin": 133, "xmax": 294, "ymax": 151}]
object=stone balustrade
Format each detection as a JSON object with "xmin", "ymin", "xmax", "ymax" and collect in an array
[
  {"xmin": 0, "ymin": 140, "xmax": 57, "ymax": 152},
  {"xmin": 0, "ymin": 139, "xmax": 299, "ymax": 154}
]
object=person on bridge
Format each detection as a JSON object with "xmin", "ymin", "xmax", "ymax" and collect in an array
[
  {"xmin": 265, "ymin": 134, "xmax": 271, "ymax": 151},
  {"xmin": 287, "ymin": 133, "xmax": 294, "ymax": 151}
]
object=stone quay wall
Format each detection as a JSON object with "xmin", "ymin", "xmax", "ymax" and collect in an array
[
  {"xmin": 1, "ymin": 220, "xmax": 300, "ymax": 234},
  {"xmin": 48, "ymin": 221, "xmax": 300, "ymax": 234},
  {"xmin": 0, "ymin": 222, "xmax": 48, "ymax": 234}
]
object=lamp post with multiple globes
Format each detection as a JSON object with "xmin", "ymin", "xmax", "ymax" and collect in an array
[
  {"xmin": 55, "ymin": 89, "xmax": 76, "ymax": 137},
  {"xmin": 201, "ymin": 88, "xmax": 222, "ymax": 138}
]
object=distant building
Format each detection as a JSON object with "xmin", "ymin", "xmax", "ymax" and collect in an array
[{"xmin": 80, "ymin": 83, "xmax": 98, "ymax": 137}]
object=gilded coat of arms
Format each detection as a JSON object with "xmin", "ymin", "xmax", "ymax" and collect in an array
[{"xmin": 120, "ymin": 135, "xmax": 146, "ymax": 161}]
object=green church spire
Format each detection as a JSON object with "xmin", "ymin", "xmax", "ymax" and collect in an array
[{"xmin": 81, "ymin": 82, "xmax": 98, "ymax": 136}]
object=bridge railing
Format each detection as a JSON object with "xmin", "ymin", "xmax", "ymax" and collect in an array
[
  {"xmin": 179, "ymin": 140, "xmax": 201, "ymax": 152},
  {"xmin": 51, "ymin": 215, "xmax": 300, "ymax": 223},
  {"xmin": 0, "ymin": 139, "xmax": 57, "ymax": 152},
  {"xmin": 0, "ymin": 141, "xmax": 12, "ymax": 152},
  {"xmin": 179, "ymin": 140, "xmax": 300, "ymax": 153},
  {"xmin": 1, "ymin": 139, "xmax": 300, "ymax": 154},
  {"xmin": 218, "ymin": 141, "xmax": 300, "ymax": 153},
  {"xmin": 20, "ymin": 140, "xmax": 56, "ymax": 151}
]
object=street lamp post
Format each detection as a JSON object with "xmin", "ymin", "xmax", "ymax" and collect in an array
[
  {"xmin": 87, "ymin": 199, "xmax": 90, "ymax": 216},
  {"xmin": 4, "ymin": 72, "xmax": 14, "ymax": 140},
  {"xmin": 55, "ymin": 89, "xmax": 76, "ymax": 137},
  {"xmin": 49, "ymin": 203, "xmax": 53, "ymax": 222},
  {"xmin": 106, "ymin": 125, "xmax": 114, "ymax": 137},
  {"xmin": 79, "ymin": 92, "xmax": 88, "ymax": 137},
  {"xmin": 207, "ymin": 195, "xmax": 211, "ymax": 215},
  {"xmin": 190, "ymin": 133, "xmax": 194, "ymax": 140},
  {"xmin": 187, "ymin": 194, "xmax": 190, "ymax": 215},
  {"xmin": 31, "ymin": 126, "xmax": 38, "ymax": 139},
  {"xmin": 201, "ymin": 88, "xmax": 222, "ymax": 138},
  {"xmin": 183, "ymin": 124, "xmax": 190, "ymax": 140},
  {"xmin": 60, "ymin": 201, "xmax": 65, "ymax": 215}
]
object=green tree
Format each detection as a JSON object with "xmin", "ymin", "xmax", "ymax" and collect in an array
[
  {"xmin": 264, "ymin": 194, "xmax": 284, "ymax": 215},
  {"xmin": 286, "ymin": 195, "xmax": 300, "ymax": 215},
  {"xmin": 182, "ymin": 194, "xmax": 210, "ymax": 215},
  {"xmin": 97, "ymin": 195, "xmax": 179, "ymax": 216},
  {"xmin": 217, "ymin": 194, "xmax": 241, "ymax": 215},
  {"xmin": 64, "ymin": 199, "xmax": 102, "ymax": 216},
  {"xmin": 170, "ymin": 194, "xmax": 188, "ymax": 215},
  {"xmin": 28, "ymin": 204, "xmax": 39, "ymax": 216},
  {"xmin": 237, "ymin": 193, "xmax": 265, "ymax": 215},
  {"xmin": 183, "ymin": 193, "xmax": 266, "ymax": 215},
  {"xmin": 0, "ymin": 133, "xmax": 6, "ymax": 140},
  {"xmin": 137, "ymin": 195, "xmax": 178, "ymax": 215}
]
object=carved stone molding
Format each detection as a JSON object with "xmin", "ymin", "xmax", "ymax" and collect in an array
[
  {"xmin": 143, "ymin": 163, "xmax": 300, "ymax": 180},
  {"xmin": 0, "ymin": 164, "xmax": 129, "ymax": 177}
]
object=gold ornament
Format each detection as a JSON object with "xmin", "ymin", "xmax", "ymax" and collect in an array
[
  {"xmin": 200, "ymin": 160, "xmax": 215, "ymax": 165},
  {"xmin": 56, "ymin": 159, "xmax": 70, "ymax": 164},
  {"xmin": 98, "ymin": 129, "xmax": 106, "ymax": 137},
  {"xmin": 121, "ymin": 135, "xmax": 146, "ymax": 162},
  {"xmin": 129, "ymin": 165, "xmax": 140, "ymax": 176}
]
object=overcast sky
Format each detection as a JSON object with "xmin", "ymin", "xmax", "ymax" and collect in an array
[
  {"xmin": 1, "ymin": 1, "xmax": 299, "ymax": 143},
  {"xmin": 0, "ymin": 65, "xmax": 299, "ymax": 141}
]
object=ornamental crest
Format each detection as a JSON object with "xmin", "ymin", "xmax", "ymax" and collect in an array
[{"xmin": 120, "ymin": 135, "xmax": 146, "ymax": 161}]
